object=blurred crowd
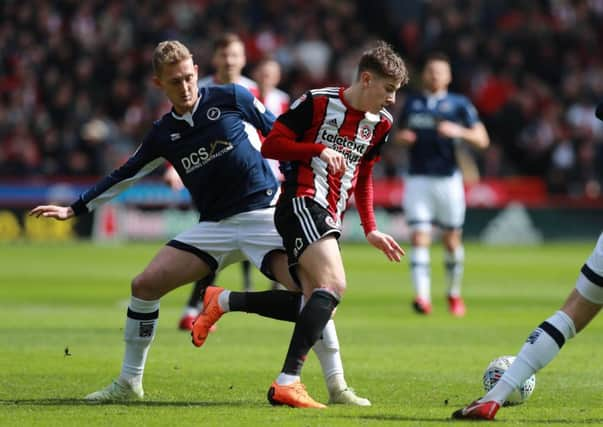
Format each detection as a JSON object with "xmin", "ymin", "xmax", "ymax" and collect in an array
[{"xmin": 1, "ymin": 0, "xmax": 602, "ymax": 197}]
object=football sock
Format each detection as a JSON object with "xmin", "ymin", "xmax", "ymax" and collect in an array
[
  {"xmin": 482, "ymin": 310, "xmax": 576, "ymax": 404},
  {"xmin": 119, "ymin": 296, "xmax": 160, "ymax": 388},
  {"xmin": 227, "ymin": 290, "xmax": 301, "ymax": 321},
  {"xmin": 410, "ymin": 246, "xmax": 431, "ymax": 301},
  {"xmin": 241, "ymin": 260, "xmax": 252, "ymax": 291},
  {"xmin": 312, "ymin": 319, "xmax": 346, "ymax": 390},
  {"xmin": 276, "ymin": 372, "xmax": 300, "ymax": 386},
  {"xmin": 281, "ymin": 289, "xmax": 339, "ymax": 376},
  {"xmin": 186, "ymin": 274, "xmax": 215, "ymax": 309},
  {"xmin": 445, "ymin": 245, "xmax": 464, "ymax": 297}
]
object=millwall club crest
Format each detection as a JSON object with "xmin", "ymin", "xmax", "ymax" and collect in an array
[
  {"xmin": 207, "ymin": 107, "xmax": 221, "ymax": 120},
  {"xmin": 358, "ymin": 124, "xmax": 373, "ymax": 141}
]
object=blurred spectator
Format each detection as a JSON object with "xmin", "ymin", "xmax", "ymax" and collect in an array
[{"xmin": 1, "ymin": 0, "xmax": 602, "ymax": 198}]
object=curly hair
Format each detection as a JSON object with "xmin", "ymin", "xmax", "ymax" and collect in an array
[{"xmin": 358, "ymin": 41, "xmax": 409, "ymax": 85}]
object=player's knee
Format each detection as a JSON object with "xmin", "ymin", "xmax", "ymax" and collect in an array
[
  {"xmin": 131, "ymin": 272, "xmax": 156, "ymax": 299},
  {"xmin": 323, "ymin": 278, "xmax": 346, "ymax": 299}
]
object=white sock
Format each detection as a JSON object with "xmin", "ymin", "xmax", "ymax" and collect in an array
[
  {"xmin": 482, "ymin": 310, "xmax": 576, "ymax": 404},
  {"xmin": 445, "ymin": 246, "xmax": 464, "ymax": 297},
  {"xmin": 217, "ymin": 289, "xmax": 231, "ymax": 312},
  {"xmin": 312, "ymin": 319, "xmax": 346, "ymax": 392},
  {"xmin": 410, "ymin": 246, "xmax": 430, "ymax": 301},
  {"xmin": 181, "ymin": 306, "xmax": 199, "ymax": 317},
  {"xmin": 276, "ymin": 373, "xmax": 300, "ymax": 385},
  {"xmin": 118, "ymin": 296, "xmax": 160, "ymax": 388}
]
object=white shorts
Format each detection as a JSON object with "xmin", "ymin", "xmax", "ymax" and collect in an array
[
  {"xmin": 168, "ymin": 207, "xmax": 284, "ymax": 279},
  {"xmin": 403, "ymin": 172, "xmax": 465, "ymax": 231},
  {"xmin": 576, "ymin": 233, "xmax": 603, "ymax": 304}
]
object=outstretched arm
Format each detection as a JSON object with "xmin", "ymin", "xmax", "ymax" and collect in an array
[{"xmin": 29, "ymin": 205, "xmax": 74, "ymax": 221}]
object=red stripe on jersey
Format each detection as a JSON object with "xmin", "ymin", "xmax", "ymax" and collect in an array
[{"xmin": 273, "ymin": 87, "xmax": 392, "ymax": 221}]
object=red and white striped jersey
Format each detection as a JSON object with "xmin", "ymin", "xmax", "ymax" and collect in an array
[
  {"xmin": 261, "ymin": 87, "xmax": 290, "ymax": 117},
  {"xmin": 264, "ymin": 86, "xmax": 393, "ymax": 223}
]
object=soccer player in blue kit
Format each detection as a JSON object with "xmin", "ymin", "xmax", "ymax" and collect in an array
[
  {"xmin": 29, "ymin": 40, "xmax": 368, "ymax": 405},
  {"xmin": 396, "ymin": 53, "xmax": 489, "ymax": 316}
]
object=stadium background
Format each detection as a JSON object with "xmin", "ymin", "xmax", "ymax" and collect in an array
[{"xmin": 1, "ymin": 0, "xmax": 602, "ymax": 242}]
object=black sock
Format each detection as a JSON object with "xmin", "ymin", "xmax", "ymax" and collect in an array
[
  {"xmin": 187, "ymin": 274, "xmax": 215, "ymax": 308},
  {"xmin": 241, "ymin": 260, "xmax": 252, "ymax": 291},
  {"xmin": 282, "ymin": 290, "xmax": 339, "ymax": 376},
  {"xmin": 229, "ymin": 290, "xmax": 301, "ymax": 322}
]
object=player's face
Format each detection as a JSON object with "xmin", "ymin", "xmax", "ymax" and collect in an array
[
  {"xmin": 212, "ymin": 42, "xmax": 246, "ymax": 83},
  {"xmin": 154, "ymin": 58, "xmax": 199, "ymax": 115},
  {"xmin": 363, "ymin": 72, "xmax": 401, "ymax": 114},
  {"xmin": 253, "ymin": 60, "xmax": 281, "ymax": 92},
  {"xmin": 422, "ymin": 59, "xmax": 451, "ymax": 93}
]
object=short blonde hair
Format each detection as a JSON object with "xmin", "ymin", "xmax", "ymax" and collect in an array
[{"xmin": 152, "ymin": 40, "xmax": 193, "ymax": 76}]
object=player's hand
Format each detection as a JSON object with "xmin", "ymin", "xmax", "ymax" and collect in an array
[
  {"xmin": 320, "ymin": 148, "xmax": 346, "ymax": 176},
  {"xmin": 397, "ymin": 129, "xmax": 417, "ymax": 145},
  {"xmin": 366, "ymin": 230, "xmax": 405, "ymax": 262},
  {"xmin": 29, "ymin": 205, "xmax": 74, "ymax": 220},
  {"xmin": 163, "ymin": 166, "xmax": 184, "ymax": 191},
  {"xmin": 437, "ymin": 121, "xmax": 465, "ymax": 139}
]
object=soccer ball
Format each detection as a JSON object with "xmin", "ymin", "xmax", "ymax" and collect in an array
[{"xmin": 482, "ymin": 355, "xmax": 536, "ymax": 406}]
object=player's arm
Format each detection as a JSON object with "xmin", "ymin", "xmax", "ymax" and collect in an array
[
  {"xmin": 438, "ymin": 99, "xmax": 489, "ymax": 149},
  {"xmin": 30, "ymin": 137, "xmax": 164, "ymax": 220},
  {"xmin": 262, "ymin": 92, "xmax": 345, "ymax": 175},
  {"xmin": 394, "ymin": 99, "xmax": 417, "ymax": 146},
  {"xmin": 437, "ymin": 121, "xmax": 489, "ymax": 149},
  {"xmin": 355, "ymin": 145, "xmax": 404, "ymax": 262}
]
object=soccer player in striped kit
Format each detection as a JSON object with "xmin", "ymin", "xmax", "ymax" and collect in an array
[
  {"xmin": 193, "ymin": 41, "xmax": 408, "ymax": 408},
  {"xmin": 396, "ymin": 53, "xmax": 490, "ymax": 316}
]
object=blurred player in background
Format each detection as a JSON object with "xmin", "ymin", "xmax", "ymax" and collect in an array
[
  {"xmin": 173, "ymin": 33, "xmax": 260, "ymax": 331},
  {"xmin": 453, "ymin": 105, "xmax": 603, "ymax": 420},
  {"xmin": 396, "ymin": 52, "xmax": 489, "ymax": 317},
  {"xmin": 31, "ymin": 40, "xmax": 367, "ymax": 405},
  {"xmin": 193, "ymin": 41, "xmax": 408, "ymax": 408}
]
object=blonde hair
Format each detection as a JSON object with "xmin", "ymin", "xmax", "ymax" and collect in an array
[{"xmin": 152, "ymin": 40, "xmax": 193, "ymax": 76}]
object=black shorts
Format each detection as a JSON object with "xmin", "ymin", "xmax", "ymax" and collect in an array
[{"xmin": 274, "ymin": 196, "xmax": 341, "ymax": 270}]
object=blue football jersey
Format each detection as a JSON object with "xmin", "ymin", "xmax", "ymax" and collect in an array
[
  {"xmin": 71, "ymin": 84, "xmax": 278, "ymax": 221},
  {"xmin": 398, "ymin": 92, "xmax": 480, "ymax": 176}
]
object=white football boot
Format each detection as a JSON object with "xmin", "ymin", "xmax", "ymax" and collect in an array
[
  {"xmin": 84, "ymin": 380, "xmax": 143, "ymax": 402},
  {"xmin": 328, "ymin": 388, "xmax": 372, "ymax": 406}
]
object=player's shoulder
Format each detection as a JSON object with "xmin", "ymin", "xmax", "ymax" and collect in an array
[
  {"xmin": 309, "ymin": 86, "xmax": 341, "ymax": 99},
  {"xmin": 446, "ymin": 91, "xmax": 473, "ymax": 106},
  {"xmin": 378, "ymin": 108, "xmax": 394, "ymax": 126}
]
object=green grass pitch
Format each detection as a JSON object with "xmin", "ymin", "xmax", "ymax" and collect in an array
[{"xmin": 1, "ymin": 239, "xmax": 603, "ymax": 426}]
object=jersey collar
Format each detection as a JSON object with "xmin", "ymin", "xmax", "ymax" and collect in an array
[{"xmin": 171, "ymin": 90, "xmax": 202, "ymax": 127}]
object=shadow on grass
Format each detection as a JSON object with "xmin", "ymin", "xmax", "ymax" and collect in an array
[
  {"xmin": 0, "ymin": 399, "xmax": 249, "ymax": 407},
  {"xmin": 337, "ymin": 414, "xmax": 603, "ymax": 424}
]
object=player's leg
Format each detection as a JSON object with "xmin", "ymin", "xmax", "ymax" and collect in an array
[
  {"xmin": 437, "ymin": 172, "xmax": 466, "ymax": 316},
  {"xmin": 178, "ymin": 274, "xmax": 215, "ymax": 331},
  {"xmin": 442, "ymin": 228, "xmax": 465, "ymax": 316},
  {"xmin": 266, "ymin": 236, "xmax": 343, "ymax": 408},
  {"xmin": 404, "ymin": 176, "xmax": 433, "ymax": 314},
  {"xmin": 86, "ymin": 244, "xmax": 212, "ymax": 402},
  {"xmin": 453, "ymin": 234, "xmax": 603, "ymax": 420},
  {"xmin": 241, "ymin": 260, "xmax": 253, "ymax": 291}
]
